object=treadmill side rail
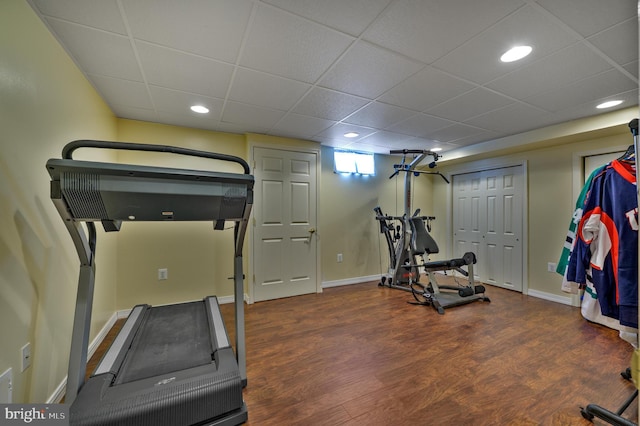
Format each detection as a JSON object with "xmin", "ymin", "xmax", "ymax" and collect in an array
[
  {"xmin": 206, "ymin": 296, "xmax": 231, "ymax": 350},
  {"xmin": 93, "ymin": 305, "xmax": 148, "ymax": 376}
]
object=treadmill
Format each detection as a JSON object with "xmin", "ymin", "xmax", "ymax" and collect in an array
[{"xmin": 47, "ymin": 140, "xmax": 254, "ymax": 426}]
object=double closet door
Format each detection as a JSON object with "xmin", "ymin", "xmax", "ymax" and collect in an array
[{"xmin": 452, "ymin": 166, "xmax": 524, "ymax": 292}]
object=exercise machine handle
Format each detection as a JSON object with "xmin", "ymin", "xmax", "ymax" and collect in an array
[
  {"xmin": 389, "ymin": 149, "xmax": 440, "ymax": 160},
  {"xmin": 629, "ymin": 118, "xmax": 639, "ymax": 136},
  {"xmin": 62, "ymin": 139, "xmax": 251, "ymax": 175}
]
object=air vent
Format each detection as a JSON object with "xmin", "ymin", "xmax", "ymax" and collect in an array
[{"xmin": 60, "ymin": 172, "xmax": 108, "ymax": 219}]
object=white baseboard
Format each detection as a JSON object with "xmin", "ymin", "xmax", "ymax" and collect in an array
[
  {"xmin": 47, "ymin": 312, "xmax": 119, "ymax": 403},
  {"xmin": 322, "ymin": 274, "xmax": 380, "ymax": 288},
  {"xmin": 526, "ymin": 289, "xmax": 573, "ymax": 306},
  {"xmin": 48, "ymin": 379, "xmax": 66, "ymax": 404}
]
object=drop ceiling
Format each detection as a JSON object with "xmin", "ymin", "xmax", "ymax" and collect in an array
[{"xmin": 28, "ymin": 0, "xmax": 639, "ymax": 155}]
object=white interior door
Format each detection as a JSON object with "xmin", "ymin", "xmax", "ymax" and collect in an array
[
  {"xmin": 483, "ymin": 167, "xmax": 523, "ymax": 291},
  {"xmin": 253, "ymin": 147, "xmax": 318, "ymax": 302},
  {"xmin": 453, "ymin": 166, "xmax": 524, "ymax": 291}
]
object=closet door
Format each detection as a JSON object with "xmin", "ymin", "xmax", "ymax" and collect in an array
[
  {"xmin": 453, "ymin": 166, "xmax": 524, "ymax": 292},
  {"xmin": 452, "ymin": 172, "xmax": 484, "ymax": 282}
]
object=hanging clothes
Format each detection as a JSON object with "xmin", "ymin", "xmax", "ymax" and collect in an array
[
  {"xmin": 567, "ymin": 159, "xmax": 638, "ymax": 329},
  {"xmin": 557, "ymin": 165, "xmax": 606, "ymax": 293}
]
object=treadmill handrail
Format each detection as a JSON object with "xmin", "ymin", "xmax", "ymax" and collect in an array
[{"xmin": 62, "ymin": 140, "xmax": 251, "ymax": 175}]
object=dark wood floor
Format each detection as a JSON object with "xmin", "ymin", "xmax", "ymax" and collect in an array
[{"xmin": 88, "ymin": 281, "xmax": 638, "ymax": 425}]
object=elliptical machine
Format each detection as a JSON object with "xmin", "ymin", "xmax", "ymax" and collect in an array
[{"xmin": 374, "ymin": 149, "xmax": 489, "ymax": 314}]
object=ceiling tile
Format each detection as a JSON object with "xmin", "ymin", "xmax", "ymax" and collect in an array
[
  {"xmin": 149, "ymin": 86, "xmax": 224, "ymax": 121},
  {"xmin": 221, "ymin": 101, "xmax": 286, "ymax": 129},
  {"xmin": 316, "ymin": 123, "xmax": 377, "ymax": 142},
  {"xmin": 318, "ymin": 41, "xmax": 424, "ymax": 99},
  {"xmin": 386, "ymin": 113, "xmax": 455, "ymax": 138},
  {"xmin": 466, "ymin": 102, "xmax": 555, "ymax": 134},
  {"xmin": 426, "ymin": 88, "xmax": 514, "ymax": 121},
  {"xmin": 30, "ymin": 0, "xmax": 126, "ymax": 34},
  {"xmin": 525, "ymin": 69, "xmax": 638, "ymax": 112},
  {"xmin": 239, "ymin": 4, "xmax": 354, "ymax": 83},
  {"xmin": 587, "ymin": 18, "xmax": 639, "ymax": 66},
  {"xmin": 228, "ymin": 68, "xmax": 311, "ymax": 111},
  {"xmin": 433, "ymin": 5, "xmax": 579, "ymax": 84},
  {"xmin": 44, "ymin": 19, "xmax": 142, "ymax": 81},
  {"xmin": 271, "ymin": 113, "xmax": 336, "ymax": 139},
  {"xmin": 535, "ymin": 0, "xmax": 637, "ymax": 38},
  {"xmin": 136, "ymin": 42, "xmax": 234, "ymax": 99},
  {"xmin": 623, "ymin": 60, "xmax": 638, "ymax": 79},
  {"xmin": 122, "ymin": 0, "xmax": 253, "ymax": 63},
  {"xmin": 426, "ymin": 123, "xmax": 487, "ymax": 143},
  {"xmin": 26, "ymin": 0, "xmax": 639, "ymax": 155},
  {"xmin": 443, "ymin": 130, "xmax": 499, "ymax": 147},
  {"xmin": 550, "ymin": 89, "xmax": 639, "ymax": 123},
  {"xmin": 262, "ymin": 0, "xmax": 392, "ymax": 36},
  {"xmin": 89, "ymin": 74, "xmax": 152, "ymax": 109},
  {"xmin": 378, "ymin": 66, "xmax": 476, "ymax": 111},
  {"xmin": 155, "ymin": 110, "xmax": 220, "ymax": 132},
  {"xmin": 343, "ymin": 101, "xmax": 415, "ymax": 129},
  {"xmin": 315, "ymin": 137, "xmax": 352, "ymax": 150},
  {"xmin": 357, "ymin": 131, "xmax": 413, "ymax": 147},
  {"xmin": 486, "ymin": 43, "xmax": 613, "ymax": 100},
  {"xmin": 363, "ymin": 0, "xmax": 524, "ymax": 63},
  {"xmin": 292, "ymin": 87, "xmax": 370, "ymax": 121}
]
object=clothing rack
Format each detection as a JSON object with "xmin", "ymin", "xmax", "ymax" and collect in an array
[{"xmin": 580, "ymin": 119, "xmax": 639, "ymax": 425}]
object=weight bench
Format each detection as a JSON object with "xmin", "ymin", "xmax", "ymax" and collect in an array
[{"xmin": 408, "ymin": 217, "xmax": 489, "ymax": 314}]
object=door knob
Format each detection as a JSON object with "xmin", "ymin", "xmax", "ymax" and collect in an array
[{"xmin": 307, "ymin": 227, "xmax": 316, "ymax": 243}]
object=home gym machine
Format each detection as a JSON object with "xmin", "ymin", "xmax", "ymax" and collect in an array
[
  {"xmin": 374, "ymin": 149, "xmax": 489, "ymax": 314},
  {"xmin": 47, "ymin": 140, "xmax": 253, "ymax": 425}
]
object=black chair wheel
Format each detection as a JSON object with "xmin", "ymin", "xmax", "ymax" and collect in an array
[{"xmin": 580, "ymin": 407, "xmax": 594, "ymax": 421}]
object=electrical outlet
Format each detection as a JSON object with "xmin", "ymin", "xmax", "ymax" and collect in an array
[
  {"xmin": 337, "ymin": 253, "xmax": 343, "ymax": 263},
  {"xmin": 21, "ymin": 343, "xmax": 31, "ymax": 372},
  {"xmin": 547, "ymin": 262, "xmax": 557, "ymax": 273},
  {"xmin": 158, "ymin": 268, "xmax": 168, "ymax": 280},
  {"xmin": 0, "ymin": 368, "xmax": 12, "ymax": 403}
]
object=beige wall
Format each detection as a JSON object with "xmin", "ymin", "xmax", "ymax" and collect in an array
[
  {"xmin": 320, "ymin": 148, "xmax": 434, "ymax": 283},
  {"xmin": 0, "ymin": 0, "xmax": 117, "ymax": 403},
  {"xmin": 114, "ymin": 120, "xmax": 249, "ymax": 309}
]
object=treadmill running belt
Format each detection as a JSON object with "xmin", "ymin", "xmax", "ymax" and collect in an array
[{"xmin": 115, "ymin": 301, "xmax": 213, "ymax": 385}]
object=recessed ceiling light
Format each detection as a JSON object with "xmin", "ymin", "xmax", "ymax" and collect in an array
[
  {"xmin": 500, "ymin": 45, "xmax": 532, "ymax": 63},
  {"xmin": 431, "ymin": 147, "xmax": 443, "ymax": 152},
  {"xmin": 596, "ymin": 100, "xmax": 623, "ymax": 109},
  {"xmin": 344, "ymin": 132, "xmax": 359, "ymax": 138},
  {"xmin": 190, "ymin": 105, "xmax": 209, "ymax": 114}
]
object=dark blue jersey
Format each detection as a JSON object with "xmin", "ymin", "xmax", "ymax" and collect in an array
[{"xmin": 567, "ymin": 160, "xmax": 638, "ymax": 328}]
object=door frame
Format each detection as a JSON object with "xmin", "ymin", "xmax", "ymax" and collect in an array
[
  {"xmin": 247, "ymin": 141, "xmax": 322, "ymax": 304},
  {"xmin": 444, "ymin": 160, "xmax": 529, "ymax": 295}
]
